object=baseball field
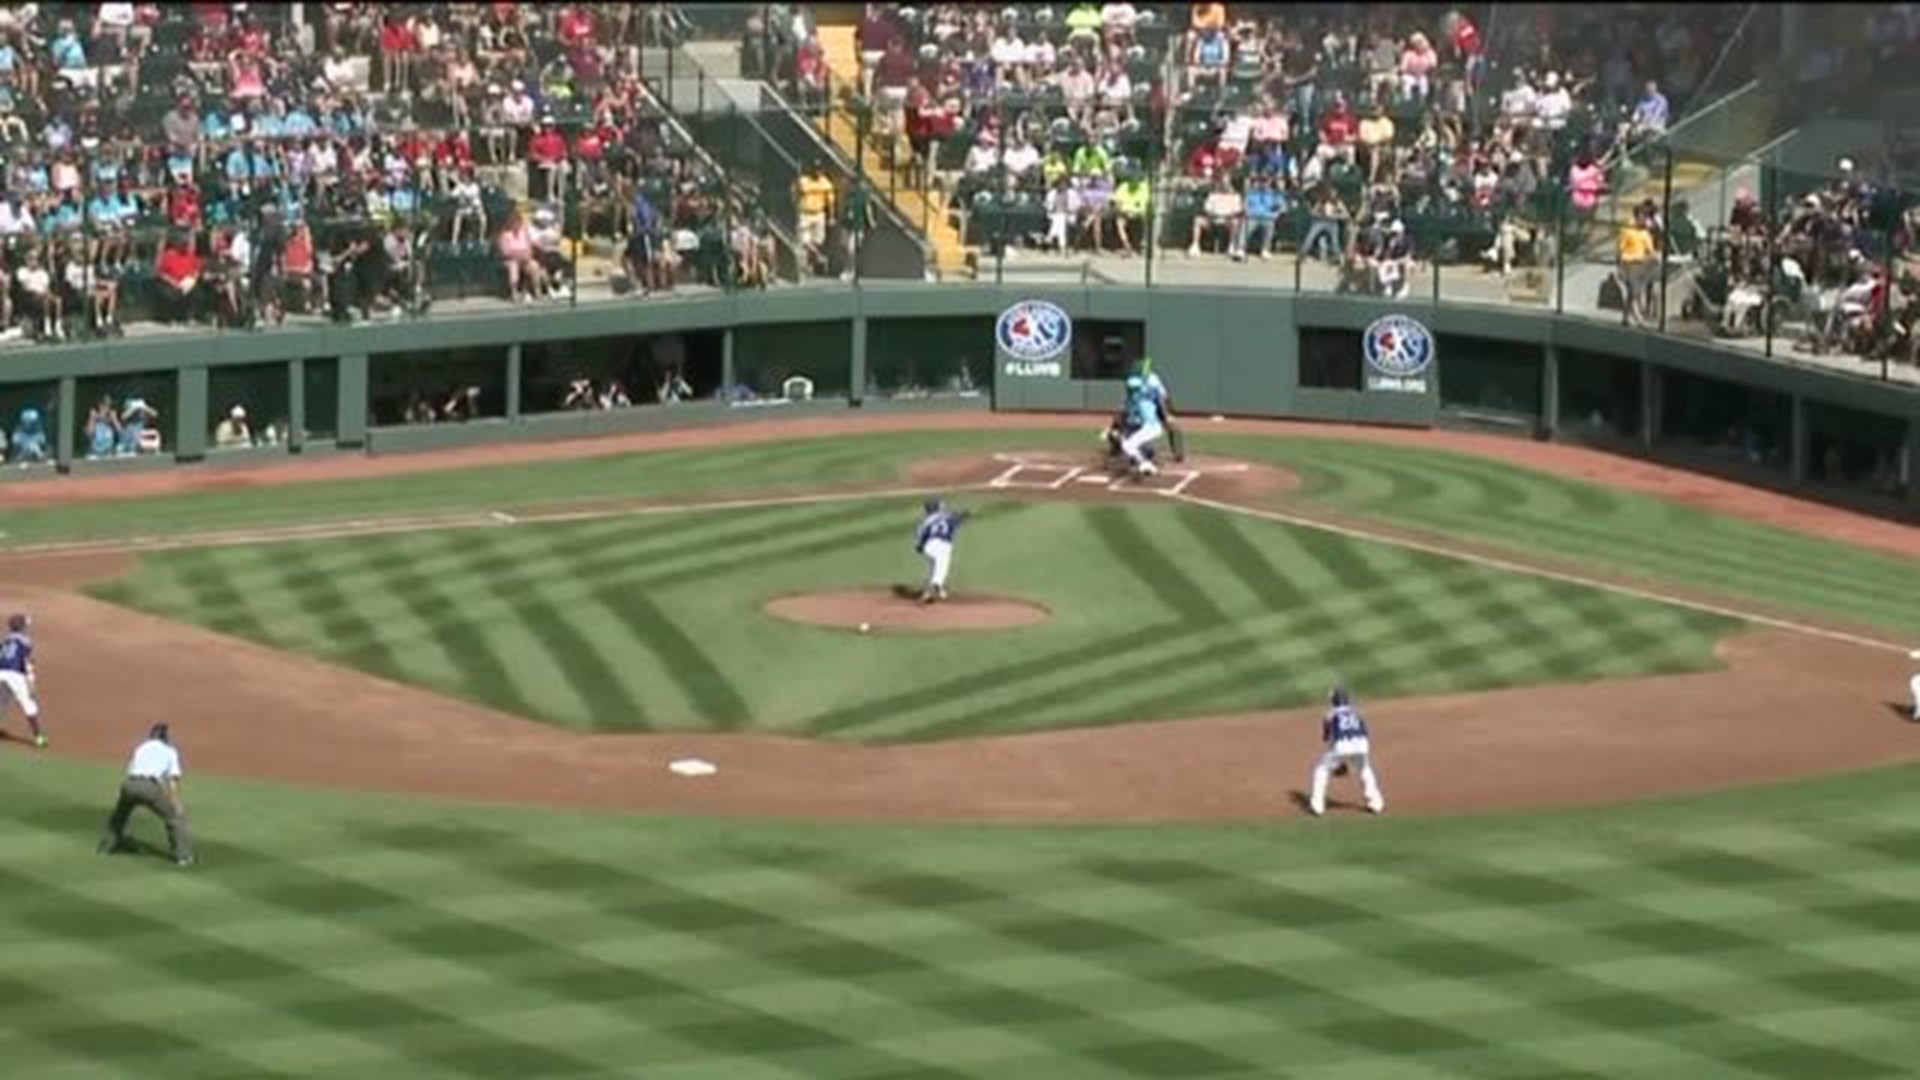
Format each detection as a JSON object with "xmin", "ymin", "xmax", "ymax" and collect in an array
[{"xmin": 2, "ymin": 412, "xmax": 1918, "ymax": 1078}]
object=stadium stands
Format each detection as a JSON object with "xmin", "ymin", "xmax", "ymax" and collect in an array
[
  {"xmin": 0, "ymin": 2, "xmax": 769, "ymax": 345},
  {"xmin": 3, "ymin": 3, "xmax": 1914, "ymax": 386}
]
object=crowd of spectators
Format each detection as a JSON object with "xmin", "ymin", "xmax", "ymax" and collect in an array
[
  {"xmin": 1157, "ymin": 2, "xmax": 1745, "ymax": 294},
  {"xmin": 832, "ymin": 2, "xmax": 1745, "ymax": 297},
  {"xmin": 0, "ymin": 2, "xmax": 789, "ymax": 346},
  {"xmin": 1681, "ymin": 157, "xmax": 1920, "ymax": 365}
]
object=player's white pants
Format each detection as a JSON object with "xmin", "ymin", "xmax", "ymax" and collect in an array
[
  {"xmin": 1909, "ymin": 673, "xmax": 1920, "ymax": 719},
  {"xmin": 0, "ymin": 670, "xmax": 40, "ymax": 718},
  {"xmin": 1310, "ymin": 737, "xmax": 1383, "ymax": 814},
  {"xmin": 1120, "ymin": 421, "xmax": 1163, "ymax": 469},
  {"xmin": 922, "ymin": 538, "xmax": 953, "ymax": 591}
]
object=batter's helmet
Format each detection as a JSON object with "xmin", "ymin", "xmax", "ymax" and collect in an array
[
  {"xmin": 1125, "ymin": 375, "xmax": 1144, "ymax": 392},
  {"xmin": 7, "ymin": 613, "xmax": 27, "ymax": 633},
  {"xmin": 923, "ymin": 497, "xmax": 943, "ymax": 514}
]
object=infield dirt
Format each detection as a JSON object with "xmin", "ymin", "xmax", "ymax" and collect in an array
[{"xmin": 3, "ymin": 414, "xmax": 1914, "ymax": 821}]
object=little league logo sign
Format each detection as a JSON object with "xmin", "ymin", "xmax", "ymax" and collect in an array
[
  {"xmin": 1362, "ymin": 314, "xmax": 1436, "ymax": 393},
  {"xmin": 997, "ymin": 300, "xmax": 1073, "ymax": 377}
]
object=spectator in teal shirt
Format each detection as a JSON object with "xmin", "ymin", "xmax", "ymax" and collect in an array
[
  {"xmin": 1237, "ymin": 175, "xmax": 1286, "ymax": 260},
  {"xmin": 284, "ymin": 108, "xmax": 318, "ymax": 139},
  {"xmin": 50, "ymin": 20, "xmax": 87, "ymax": 71}
]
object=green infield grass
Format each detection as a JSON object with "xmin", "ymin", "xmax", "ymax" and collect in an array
[
  {"xmin": 91, "ymin": 497, "xmax": 1731, "ymax": 740},
  {"xmin": 4, "ymin": 753, "xmax": 1919, "ymax": 1079},
  {"xmin": 9, "ymin": 427, "xmax": 1917, "ymax": 634}
]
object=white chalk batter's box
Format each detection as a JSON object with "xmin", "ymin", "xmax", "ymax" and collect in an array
[
  {"xmin": 1111, "ymin": 468, "xmax": 1203, "ymax": 495},
  {"xmin": 986, "ymin": 461, "xmax": 1203, "ymax": 496}
]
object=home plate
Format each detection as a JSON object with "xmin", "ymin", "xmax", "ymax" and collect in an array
[{"xmin": 669, "ymin": 758, "xmax": 719, "ymax": 777}]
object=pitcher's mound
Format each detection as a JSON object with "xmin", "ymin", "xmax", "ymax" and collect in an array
[{"xmin": 764, "ymin": 589, "xmax": 1052, "ymax": 633}]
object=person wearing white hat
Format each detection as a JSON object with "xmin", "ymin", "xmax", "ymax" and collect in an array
[
  {"xmin": 528, "ymin": 205, "xmax": 570, "ymax": 299},
  {"xmin": 119, "ymin": 395, "xmax": 159, "ymax": 456},
  {"xmin": 1376, "ymin": 219, "xmax": 1413, "ymax": 299},
  {"xmin": 214, "ymin": 405, "xmax": 252, "ymax": 449}
]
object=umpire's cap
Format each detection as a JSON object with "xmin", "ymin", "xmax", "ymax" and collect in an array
[
  {"xmin": 6, "ymin": 613, "xmax": 27, "ymax": 633},
  {"xmin": 149, "ymin": 722, "xmax": 171, "ymax": 743}
]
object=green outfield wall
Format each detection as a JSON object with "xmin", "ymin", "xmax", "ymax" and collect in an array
[{"xmin": 6, "ymin": 287, "xmax": 1918, "ymax": 517}]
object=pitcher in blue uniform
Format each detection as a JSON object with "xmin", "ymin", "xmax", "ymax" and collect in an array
[
  {"xmin": 1308, "ymin": 684, "xmax": 1384, "ymax": 816},
  {"xmin": 0, "ymin": 613, "xmax": 47, "ymax": 748},
  {"xmin": 915, "ymin": 497, "xmax": 970, "ymax": 603}
]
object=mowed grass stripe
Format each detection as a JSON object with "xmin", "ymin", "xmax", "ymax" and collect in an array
[
  {"xmin": 97, "ymin": 491, "xmax": 1734, "ymax": 743},
  {"xmin": 598, "ymin": 590, "xmax": 753, "ymax": 730},
  {"xmin": 386, "ymin": 507, "xmax": 886, "ymax": 731},
  {"xmin": 1388, "ymin": 451, "xmax": 1869, "ymax": 598},
  {"xmin": 1266, "ymin": 440, "xmax": 1920, "ymax": 630},
  {"xmin": 876, "ymin": 553, "xmax": 1696, "ymax": 743},
  {"xmin": 1077, "ymin": 857, "xmax": 1910, "ymax": 1075},
  {"xmin": 0, "ymin": 863, "xmax": 615, "ymax": 1078},
  {"xmin": 394, "ymin": 828, "xmax": 1283, "ymax": 1076},
  {"xmin": 13, "ymin": 757, "xmax": 1920, "ymax": 1077}
]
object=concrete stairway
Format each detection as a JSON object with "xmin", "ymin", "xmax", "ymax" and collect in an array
[{"xmin": 813, "ymin": 25, "xmax": 973, "ymax": 277}]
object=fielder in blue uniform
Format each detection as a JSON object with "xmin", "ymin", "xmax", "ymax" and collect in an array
[
  {"xmin": 0, "ymin": 613, "xmax": 47, "ymax": 748},
  {"xmin": 1308, "ymin": 684, "xmax": 1385, "ymax": 816},
  {"xmin": 915, "ymin": 498, "xmax": 970, "ymax": 603}
]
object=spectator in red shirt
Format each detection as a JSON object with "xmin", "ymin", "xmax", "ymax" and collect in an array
[
  {"xmin": 795, "ymin": 35, "xmax": 827, "ymax": 110},
  {"xmin": 1319, "ymin": 95, "xmax": 1358, "ymax": 160},
  {"xmin": 903, "ymin": 82, "xmax": 938, "ymax": 187},
  {"xmin": 434, "ymin": 130, "xmax": 474, "ymax": 171},
  {"xmin": 857, "ymin": 3, "xmax": 900, "ymax": 99},
  {"xmin": 156, "ymin": 235, "xmax": 203, "ymax": 322},
  {"xmin": 234, "ymin": 10, "xmax": 268, "ymax": 56},
  {"xmin": 1186, "ymin": 138, "xmax": 1221, "ymax": 179},
  {"xmin": 558, "ymin": 6, "xmax": 594, "ymax": 49},
  {"xmin": 528, "ymin": 120, "xmax": 569, "ymax": 201},
  {"xmin": 379, "ymin": 14, "xmax": 418, "ymax": 94},
  {"xmin": 575, "ymin": 123, "xmax": 609, "ymax": 162},
  {"xmin": 167, "ymin": 182, "xmax": 202, "ymax": 230}
]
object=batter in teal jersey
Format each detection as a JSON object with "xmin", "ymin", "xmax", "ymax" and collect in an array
[{"xmin": 1117, "ymin": 375, "xmax": 1164, "ymax": 476}]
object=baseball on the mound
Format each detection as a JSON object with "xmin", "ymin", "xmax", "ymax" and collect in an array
[{"xmin": 859, "ymin": 622, "xmax": 872, "ymax": 634}]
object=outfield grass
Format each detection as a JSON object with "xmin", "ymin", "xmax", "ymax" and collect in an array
[
  {"xmin": 93, "ymin": 498, "xmax": 1730, "ymax": 739},
  {"xmin": 5, "ymin": 753, "xmax": 1919, "ymax": 1079}
]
